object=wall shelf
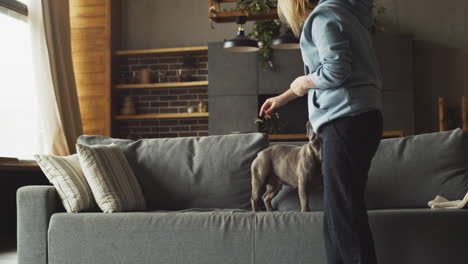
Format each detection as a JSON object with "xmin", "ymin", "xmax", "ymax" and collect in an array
[
  {"xmin": 115, "ymin": 80, "xmax": 208, "ymax": 89},
  {"xmin": 208, "ymin": 0, "xmax": 278, "ymax": 23},
  {"xmin": 115, "ymin": 112, "xmax": 209, "ymax": 120},
  {"xmin": 209, "ymin": 9, "xmax": 278, "ymax": 23},
  {"xmin": 115, "ymin": 46, "xmax": 208, "ymax": 56},
  {"xmin": 0, "ymin": 160, "xmax": 40, "ymax": 172}
]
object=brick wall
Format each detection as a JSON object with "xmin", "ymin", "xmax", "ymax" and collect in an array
[
  {"xmin": 115, "ymin": 53, "xmax": 208, "ymax": 139},
  {"xmin": 117, "ymin": 118, "xmax": 208, "ymax": 139}
]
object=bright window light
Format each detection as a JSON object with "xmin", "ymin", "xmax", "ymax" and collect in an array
[{"xmin": 0, "ymin": 10, "xmax": 41, "ymax": 159}]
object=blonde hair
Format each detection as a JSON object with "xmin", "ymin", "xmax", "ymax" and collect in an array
[{"xmin": 277, "ymin": 0, "xmax": 318, "ymax": 37}]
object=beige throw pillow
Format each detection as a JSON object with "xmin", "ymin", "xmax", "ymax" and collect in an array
[
  {"xmin": 34, "ymin": 154, "xmax": 97, "ymax": 213},
  {"xmin": 76, "ymin": 143, "xmax": 146, "ymax": 213}
]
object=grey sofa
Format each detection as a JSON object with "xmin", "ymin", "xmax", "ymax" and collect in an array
[{"xmin": 17, "ymin": 130, "xmax": 468, "ymax": 264}]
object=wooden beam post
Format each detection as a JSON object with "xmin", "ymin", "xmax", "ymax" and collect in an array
[
  {"xmin": 462, "ymin": 96, "xmax": 468, "ymax": 132},
  {"xmin": 438, "ymin": 97, "xmax": 445, "ymax": 132}
]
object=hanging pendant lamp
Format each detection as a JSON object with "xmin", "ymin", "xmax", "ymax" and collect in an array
[
  {"xmin": 224, "ymin": 16, "xmax": 259, "ymax": 52},
  {"xmin": 271, "ymin": 28, "xmax": 300, "ymax": 50}
]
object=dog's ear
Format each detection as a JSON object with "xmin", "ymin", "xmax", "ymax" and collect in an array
[{"xmin": 306, "ymin": 121, "xmax": 315, "ymax": 142}]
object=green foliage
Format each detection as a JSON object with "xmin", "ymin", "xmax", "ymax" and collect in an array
[
  {"xmin": 248, "ymin": 20, "xmax": 280, "ymax": 69},
  {"xmin": 225, "ymin": 0, "xmax": 280, "ymax": 69},
  {"xmin": 236, "ymin": 0, "xmax": 277, "ymax": 14},
  {"xmin": 370, "ymin": 0, "xmax": 387, "ymax": 34}
]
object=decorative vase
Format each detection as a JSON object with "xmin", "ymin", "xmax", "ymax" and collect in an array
[
  {"xmin": 120, "ymin": 96, "xmax": 136, "ymax": 115},
  {"xmin": 176, "ymin": 68, "xmax": 183, "ymax": 82},
  {"xmin": 139, "ymin": 68, "xmax": 151, "ymax": 84},
  {"xmin": 187, "ymin": 106, "xmax": 195, "ymax": 113},
  {"xmin": 197, "ymin": 101, "xmax": 207, "ymax": 113},
  {"xmin": 130, "ymin": 71, "xmax": 139, "ymax": 84}
]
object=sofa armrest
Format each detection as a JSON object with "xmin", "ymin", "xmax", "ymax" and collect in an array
[{"xmin": 17, "ymin": 185, "xmax": 62, "ymax": 264}]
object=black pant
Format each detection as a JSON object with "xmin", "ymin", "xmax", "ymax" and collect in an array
[{"xmin": 318, "ymin": 109, "xmax": 383, "ymax": 264}]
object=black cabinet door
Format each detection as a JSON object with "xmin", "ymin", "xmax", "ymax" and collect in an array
[
  {"xmin": 208, "ymin": 95, "xmax": 258, "ymax": 135},
  {"xmin": 258, "ymin": 49, "xmax": 304, "ymax": 95},
  {"xmin": 208, "ymin": 42, "xmax": 258, "ymax": 96}
]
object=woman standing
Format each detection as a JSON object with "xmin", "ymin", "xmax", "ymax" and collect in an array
[{"xmin": 259, "ymin": 0, "xmax": 383, "ymax": 263}]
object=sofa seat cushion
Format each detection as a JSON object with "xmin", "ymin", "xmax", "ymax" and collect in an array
[
  {"xmin": 48, "ymin": 209, "xmax": 255, "ymax": 264},
  {"xmin": 48, "ymin": 209, "xmax": 468, "ymax": 264},
  {"xmin": 254, "ymin": 209, "xmax": 468, "ymax": 264},
  {"xmin": 77, "ymin": 133, "xmax": 269, "ymax": 210}
]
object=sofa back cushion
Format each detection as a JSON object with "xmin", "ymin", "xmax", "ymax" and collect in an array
[
  {"xmin": 273, "ymin": 129, "xmax": 468, "ymax": 211},
  {"xmin": 77, "ymin": 133, "xmax": 269, "ymax": 210},
  {"xmin": 366, "ymin": 128, "xmax": 468, "ymax": 209}
]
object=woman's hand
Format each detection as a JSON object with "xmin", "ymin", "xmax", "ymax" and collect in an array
[{"xmin": 259, "ymin": 96, "xmax": 287, "ymax": 118}]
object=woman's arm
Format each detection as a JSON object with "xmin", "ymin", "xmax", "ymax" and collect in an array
[
  {"xmin": 309, "ymin": 14, "xmax": 352, "ymax": 89},
  {"xmin": 291, "ymin": 13, "xmax": 353, "ymax": 96},
  {"xmin": 290, "ymin": 75, "xmax": 317, "ymax": 96}
]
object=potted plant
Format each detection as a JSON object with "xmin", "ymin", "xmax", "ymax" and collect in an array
[{"xmin": 237, "ymin": 0, "xmax": 281, "ymax": 69}]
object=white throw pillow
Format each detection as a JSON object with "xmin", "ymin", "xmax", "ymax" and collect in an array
[
  {"xmin": 76, "ymin": 143, "xmax": 146, "ymax": 213},
  {"xmin": 34, "ymin": 154, "xmax": 97, "ymax": 213}
]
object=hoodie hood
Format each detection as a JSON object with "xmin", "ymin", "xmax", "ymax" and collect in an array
[{"xmin": 316, "ymin": 0, "xmax": 374, "ymax": 28}]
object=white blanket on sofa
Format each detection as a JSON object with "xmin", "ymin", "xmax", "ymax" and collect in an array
[{"xmin": 428, "ymin": 191, "xmax": 468, "ymax": 209}]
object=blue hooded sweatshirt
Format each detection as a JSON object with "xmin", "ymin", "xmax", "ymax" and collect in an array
[{"xmin": 300, "ymin": 0, "xmax": 383, "ymax": 133}]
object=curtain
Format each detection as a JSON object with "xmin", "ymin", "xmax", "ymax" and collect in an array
[{"xmin": 28, "ymin": 0, "xmax": 83, "ymax": 156}]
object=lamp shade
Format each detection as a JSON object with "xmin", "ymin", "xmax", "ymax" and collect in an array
[
  {"xmin": 224, "ymin": 32, "xmax": 259, "ymax": 52},
  {"xmin": 271, "ymin": 30, "xmax": 300, "ymax": 50},
  {"xmin": 224, "ymin": 16, "xmax": 259, "ymax": 52}
]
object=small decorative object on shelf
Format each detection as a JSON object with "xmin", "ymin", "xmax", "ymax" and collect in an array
[
  {"xmin": 120, "ymin": 96, "xmax": 136, "ymax": 115},
  {"xmin": 118, "ymin": 73, "xmax": 128, "ymax": 84},
  {"xmin": 187, "ymin": 106, "xmax": 195, "ymax": 113},
  {"xmin": 130, "ymin": 71, "xmax": 139, "ymax": 84},
  {"xmin": 158, "ymin": 71, "xmax": 168, "ymax": 83},
  {"xmin": 151, "ymin": 71, "xmax": 161, "ymax": 83},
  {"xmin": 176, "ymin": 68, "xmax": 183, "ymax": 82},
  {"xmin": 197, "ymin": 101, "xmax": 208, "ymax": 113},
  {"xmin": 139, "ymin": 68, "xmax": 151, "ymax": 84}
]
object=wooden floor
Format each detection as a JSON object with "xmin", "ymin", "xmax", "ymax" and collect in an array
[{"xmin": 0, "ymin": 238, "xmax": 16, "ymax": 264}]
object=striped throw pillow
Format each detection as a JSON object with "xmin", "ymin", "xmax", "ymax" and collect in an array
[
  {"xmin": 34, "ymin": 154, "xmax": 97, "ymax": 213},
  {"xmin": 76, "ymin": 143, "xmax": 146, "ymax": 213}
]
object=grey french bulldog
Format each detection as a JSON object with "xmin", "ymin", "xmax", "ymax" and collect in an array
[{"xmin": 251, "ymin": 121, "xmax": 323, "ymax": 212}]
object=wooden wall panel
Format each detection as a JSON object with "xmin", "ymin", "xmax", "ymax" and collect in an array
[{"xmin": 70, "ymin": 0, "xmax": 111, "ymax": 136}]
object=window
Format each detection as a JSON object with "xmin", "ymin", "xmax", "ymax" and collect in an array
[{"xmin": 0, "ymin": 0, "xmax": 42, "ymax": 159}]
